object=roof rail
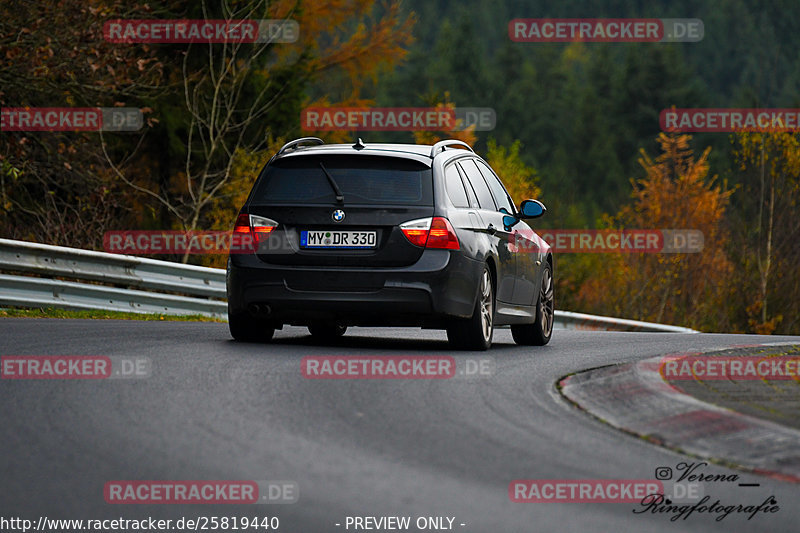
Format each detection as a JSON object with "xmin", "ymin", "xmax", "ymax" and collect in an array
[
  {"xmin": 276, "ymin": 137, "xmax": 324, "ymax": 156},
  {"xmin": 430, "ymin": 140, "xmax": 474, "ymax": 158}
]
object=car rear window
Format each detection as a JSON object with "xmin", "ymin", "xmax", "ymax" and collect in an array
[{"xmin": 251, "ymin": 155, "xmax": 433, "ymax": 205}]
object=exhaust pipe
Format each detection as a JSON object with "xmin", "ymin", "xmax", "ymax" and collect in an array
[{"xmin": 248, "ymin": 303, "xmax": 272, "ymax": 316}]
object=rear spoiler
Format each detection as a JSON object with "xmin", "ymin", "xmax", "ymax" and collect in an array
[
  {"xmin": 430, "ymin": 140, "xmax": 474, "ymax": 158},
  {"xmin": 275, "ymin": 137, "xmax": 324, "ymax": 156}
]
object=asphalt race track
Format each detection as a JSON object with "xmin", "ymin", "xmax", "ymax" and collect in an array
[{"xmin": 2, "ymin": 319, "xmax": 800, "ymax": 532}]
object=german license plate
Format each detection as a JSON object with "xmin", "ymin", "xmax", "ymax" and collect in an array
[{"xmin": 300, "ymin": 230, "xmax": 377, "ymax": 249}]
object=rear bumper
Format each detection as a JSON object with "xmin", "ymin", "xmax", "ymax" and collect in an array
[{"xmin": 227, "ymin": 249, "xmax": 480, "ymax": 326}]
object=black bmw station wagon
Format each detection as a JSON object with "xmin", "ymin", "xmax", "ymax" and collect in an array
[{"xmin": 227, "ymin": 138, "xmax": 553, "ymax": 350}]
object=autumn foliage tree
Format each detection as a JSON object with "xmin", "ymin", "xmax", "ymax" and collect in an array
[
  {"xmin": 97, "ymin": 0, "xmax": 416, "ymax": 262},
  {"xmin": 485, "ymin": 139, "xmax": 541, "ymax": 206},
  {"xmin": 1, "ymin": 0, "xmax": 416, "ymax": 261},
  {"xmin": 730, "ymin": 129, "xmax": 800, "ymax": 334},
  {"xmin": 406, "ymin": 92, "xmax": 472, "ymax": 145},
  {"xmin": 282, "ymin": 0, "xmax": 416, "ymax": 144},
  {"xmin": 576, "ymin": 133, "xmax": 734, "ymax": 331},
  {"xmin": 409, "ymin": 96, "xmax": 541, "ymax": 209},
  {"xmin": 0, "ymin": 0, "xmax": 163, "ymax": 248}
]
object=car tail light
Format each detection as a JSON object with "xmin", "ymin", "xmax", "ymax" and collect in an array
[
  {"xmin": 233, "ymin": 213, "xmax": 277, "ymax": 243},
  {"xmin": 233, "ymin": 213, "xmax": 251, "ymax": 234},
  {"xmin": 400, "ymin": 217, "xmax": 460, "ymax": 250},
  {"xmin": 400, "ymin": 218, "xmax": 432, "ymax": 247},
  {"xmin": 427, "ymin": 217, "xmax": 460, "ymax": 249}
]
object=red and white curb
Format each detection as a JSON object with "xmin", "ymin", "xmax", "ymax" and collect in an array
[{"xmin": 559, "ymin": 342, "xmax": 800, "ymax": 482}]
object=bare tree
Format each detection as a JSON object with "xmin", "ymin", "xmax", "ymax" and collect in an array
[{"xmin": 102, "ymin": 0, "xmax": 298, "ymax": 262}]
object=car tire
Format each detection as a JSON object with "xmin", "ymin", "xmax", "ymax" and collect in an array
[
  {"xmin": 308, "ymin": 323, "xmax": 347, "ymax": 340},
  {"xmin": 228, "ymin": 310, "xmax": 275, "ymax": 343},
  {"xmin": 511, "ymin": 262, "xmax": 554, "ymax": 346},
  {"xmin": 447, "ymin": 265, "xmax": 493, "ymax": 351}
]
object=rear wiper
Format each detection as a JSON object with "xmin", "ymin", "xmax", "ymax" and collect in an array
[{"xmin": 319, "ymin": 162, "xmax": 344, "ymax": 203}]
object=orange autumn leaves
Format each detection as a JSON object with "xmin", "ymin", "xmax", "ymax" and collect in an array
[{"xmin": 576, "ymin": 133, "xmax": 735, "ymax": 331}]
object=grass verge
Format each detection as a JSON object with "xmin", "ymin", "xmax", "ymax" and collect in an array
[{"xmin": 0, "ymin": 307, "xmax": 223, "ymax": 322}]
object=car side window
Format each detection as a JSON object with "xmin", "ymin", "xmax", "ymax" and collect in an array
[
  {"xmin": 458, "ymin": 160, "xmax": 496, "ymax": 210},
  {"xmin": 476, "ymin": 160, "xmax": 514, "ymax": 214},
  {"xmin": 457, "ymin": 164, "xmax": 480, "ymax": 208},
  {"xmin": 444, "ymin": 164, "xmax": 469, "ymax": 208}
]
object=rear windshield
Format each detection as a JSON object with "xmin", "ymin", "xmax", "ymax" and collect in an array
[{"xmin": 251, "ymin": 155, "xmax": 433, "ymax": 205}]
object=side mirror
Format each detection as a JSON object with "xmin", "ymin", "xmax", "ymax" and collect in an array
[
  {"xmin": 519, "ymin": 199, "xmax": 546, "ymax": 219},
  {"xmin": 502, "ymin": 214, "xmax": 519, "ymax": 229}
]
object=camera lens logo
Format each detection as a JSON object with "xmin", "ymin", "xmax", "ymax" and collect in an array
[
  {"xmin": 655, "ymin": 467, "xmax": 673, "ymax": 480},
  {"xmin": 332, "ymin": 209, "xmax": 345, "ymax": 223}
]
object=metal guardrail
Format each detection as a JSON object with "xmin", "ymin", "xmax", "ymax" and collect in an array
[
  {"xmin": 0, "ymin": 273, "xmax": 227, "ymax": 317},
  {"xmin": 0, "ymin": 238, "xmax": 224, "ymax": 297},
  {"xmin": 0, "ymin": 238, "xmax": 226, "ymax": 318},
  {"xmin": 552, "ymin": 310, "xmax": 697, "ymax": 333},
  {"xmin": 0, "ymin": 238, "xmax": 698, "ymax": 332}
]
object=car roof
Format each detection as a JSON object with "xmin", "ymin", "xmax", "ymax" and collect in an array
[{"xmin": 273, "ymin": 142, "xmax": 475, "ymax": 167}]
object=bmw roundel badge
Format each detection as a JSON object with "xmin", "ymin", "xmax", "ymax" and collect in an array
[{"xmin": 332, "ymin": 209, "xmax": 345, "ymax": 223}]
